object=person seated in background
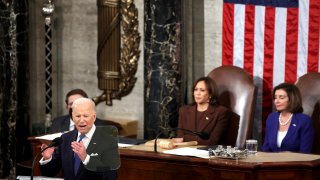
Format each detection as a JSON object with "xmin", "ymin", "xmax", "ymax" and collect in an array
[
  {"xmin": 174, "ymin": 76, "xmax": 230, "ymax": 146},
  {"xmin": 49, "ymin": 88, "xmax": 121, "ymax": 133},
  {"xmin": 262, "ymin": 83, "xmax": 314, "ymax": 153},
  {"xmin": 40, "ymin": 98, "xmax": 119, "ymax": 179}
]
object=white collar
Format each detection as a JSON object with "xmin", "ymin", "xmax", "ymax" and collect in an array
[{"xmin": 69, "ymin": 118, "xmax": 75, "ymax": 126}]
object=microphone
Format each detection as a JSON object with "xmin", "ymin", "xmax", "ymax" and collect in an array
[
  {"xmin": 154, "ymin": 128, "xmax": 209, "ymax": 152},
  {"xmin": 31, "ymin": 137, "xmax": 62, "ymax": 180},
  {"xmin": 190, "ymin": 131, "xmax": 210, "ymax": 140},
  {"xmin": 45, "ymin": 137, "xmax": 62, "ymax": 149}
]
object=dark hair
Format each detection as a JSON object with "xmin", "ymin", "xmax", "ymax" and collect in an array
[
  {"xmin": 192, "ymin": 76, "xmax": 219, "ymax": 105},
  {"xmin": 65, "ymin": 89, "xmax": 88, "ymax": 104},
  {"xmin": 272, "ymin": 83, "xmax": 303, "ymax": 113}
]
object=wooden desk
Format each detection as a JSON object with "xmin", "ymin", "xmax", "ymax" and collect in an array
[
  {"xmin": 119, "ymin": 146, "xmax": 320, "ymax": 180},
  {"xmin": 23, "ymin": 138, "xmax": 320, "ymax": 180}
]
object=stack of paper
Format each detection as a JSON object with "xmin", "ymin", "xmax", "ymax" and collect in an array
[
  {"xmin": 35, "ymin": 132, "xmax": 63, "ymax": 144},
  {"xmin": 163, "ymin": 147, "xmax": 210, "ymax": 159}
]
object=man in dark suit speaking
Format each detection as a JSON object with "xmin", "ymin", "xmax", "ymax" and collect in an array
[
  {"xmin": 49, "ymin": 89, "xmax": 121, "ymax": 133},
  {"xmin": 39, "ymin": 98, "xmax": 119, "ymax": 180}
]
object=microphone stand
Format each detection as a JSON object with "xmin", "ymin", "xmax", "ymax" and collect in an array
[
  {"xmin": 153, "ymin": 130, "xmax": 165, "ymax": 153},
  {"xmin": 31, "ymin": 137, "xmax": 61, "ymax": 180},
  {"xmin": 154, "ymin": 128, "xmax": 209, "ymax": 152},
  {"xmin": 30, "ymin": 146, "xmax": 50, "ymax": 180}
]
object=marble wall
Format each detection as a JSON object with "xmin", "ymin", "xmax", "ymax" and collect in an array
[
  {"xmin": 0, "ymin": 0, "xmax": 29, "ymax": 178},
  {"xmin": 144, "ymin": 0, "xmax": 182, "ymax": 138}
]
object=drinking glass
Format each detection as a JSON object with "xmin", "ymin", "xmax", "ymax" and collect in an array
[{"xmin": 245, "ymin": 139, "xmax": 258, "ymax": 155}]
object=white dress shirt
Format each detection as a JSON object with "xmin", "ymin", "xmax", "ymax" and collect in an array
[
  {"xmin": 76, "ymin": 125, "xmax": 96, "ymax": 165},
  {"xmin": 277, "ymin": 130, "xmax": 287, "ymax": 148},
  {"xmin": 69, "ymin": 119, "xmax": 75, "ymax": 131}
]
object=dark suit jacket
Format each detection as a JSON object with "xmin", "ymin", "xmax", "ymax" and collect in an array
[
  {"xmin": 177, "ymin": 104, "xmax": 230, "ymax": 145},
  {"xmin": 262, "ymin": 112, "xmax": 314, "ymax": 153},
  {"xmin": 40, "ymin": 127, "xmax": 119, "ymax": 180},
  {"xmin": 49, "ymin": 115, "xmax": 71, "ymax": 133},
  {"xmin": 49, "ymin": 115, "xmax": 122, "ymax": 134}
]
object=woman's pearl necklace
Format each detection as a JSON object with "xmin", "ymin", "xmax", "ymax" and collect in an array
[{"xmin": 279, "ymin": 113, "xmax": 293, "ymax": 126}]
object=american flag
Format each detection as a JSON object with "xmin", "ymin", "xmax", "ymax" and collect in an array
[{"xmin": 218, "ymin": 0, "xmax": 320, "ymax": 142}]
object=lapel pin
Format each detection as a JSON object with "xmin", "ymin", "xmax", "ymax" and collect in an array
[
  {"xmin": 293, "ymin": 124, "xmax": 296, "ymax": 127},
  {"xmin": 206, "ymin": 117, "xmax": 209, "ymax": 120}
]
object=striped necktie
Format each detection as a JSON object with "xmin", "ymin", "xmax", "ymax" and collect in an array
[{"xmin": 74, "ymin": 134, "xmax": 85, "ymax": 175}]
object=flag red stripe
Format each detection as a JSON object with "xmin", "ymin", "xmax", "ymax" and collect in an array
[
  {"xmin": 243, "ymin": 5, "xmax": 255, "ymax": 76},
  {"xmin": 222, "ymin": 3, "xmax": 234, "ymax": 65},
  {"xmin": 307, "ymin": 0, "xmax": 320, "ymax": 72},
  {"xmin": 285, "ymin": 8, "xmax": 299, "ymax": 83},
  {"xmin": 262, "ymin": 7, "xmax": 276, "ymax": 141}
]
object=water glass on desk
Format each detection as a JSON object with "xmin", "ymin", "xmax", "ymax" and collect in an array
[{"xmin": 246, "ymin": 139, "xmax": 258, "ymax": 155}]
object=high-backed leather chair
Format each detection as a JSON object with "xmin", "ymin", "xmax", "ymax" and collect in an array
[
  {"xmin": 208, "ymin": 65, "xmax": 257, "ymax": 148},
  {"xmin": 296, "ymin": 72, "xmax": 320, "ymax": 154}
]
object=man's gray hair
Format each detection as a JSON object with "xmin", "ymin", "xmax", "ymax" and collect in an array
[{"xmin": 71, "ymin": 97, "xmax": 96, "ymax": 112}]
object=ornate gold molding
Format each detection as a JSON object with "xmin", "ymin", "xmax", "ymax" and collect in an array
[
  {"xmin": 118, "ymin": 0, "xmax": 140, "ymax": 97},
  {"xmin": 93, "ymin": 0, "xmax": 140, "ymax": 105}
]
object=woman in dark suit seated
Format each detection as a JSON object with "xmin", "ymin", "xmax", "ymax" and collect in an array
[
  {"xmin": 174, "ymin": 77, "xmax": 230, "ymax": 146},
  {"xmin": 262, "ymin": 83, "xmax": 314, "ymax": 153}
]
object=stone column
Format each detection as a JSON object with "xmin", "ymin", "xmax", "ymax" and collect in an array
[
  {"xmin": 0, "ymin": 0, "xmax": 29, "ymax": 178},
  {"xmin": 144, "ymin": 0, "xmax": 182, "ymax": 139}
]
